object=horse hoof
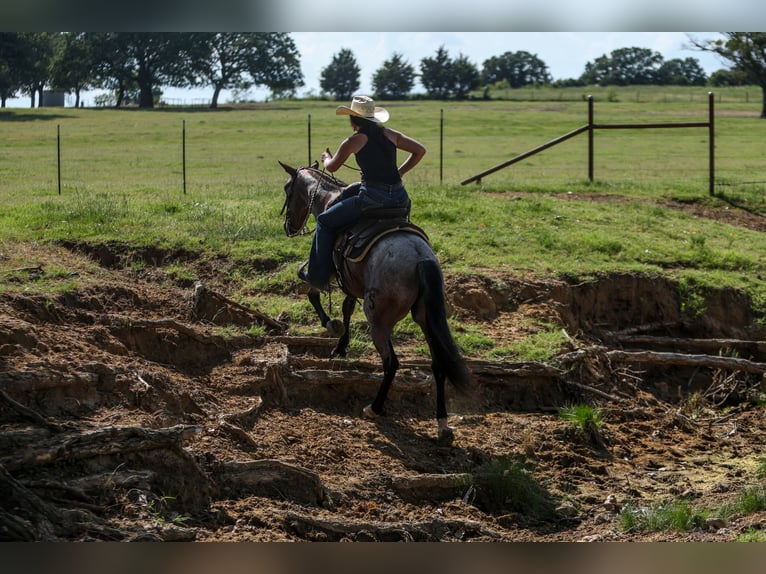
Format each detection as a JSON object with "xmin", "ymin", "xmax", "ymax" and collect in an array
[
  {"xmin": 326, "ymin": 319, "xmax": 345, "ymax": 338},
  {"xmin": 437, "ymin": 426, "xmax": 455, "ymax": 446},
  {"xmin": 362, "ymin": 405, "xmax": 377, "ymax": 419}
]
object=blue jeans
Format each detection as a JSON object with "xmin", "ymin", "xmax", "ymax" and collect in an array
[{"xmin": 305, "ymin": 183, "xmax": 410, "ymax": 289}]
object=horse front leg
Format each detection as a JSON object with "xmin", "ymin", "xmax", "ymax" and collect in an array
[
  {"xmin": 307, "ymin": 289, "xmax": 345, "ymax": 337},
  {"xmin": 331, "ymin": 295, "xmax": 356, "ymax": 357}
]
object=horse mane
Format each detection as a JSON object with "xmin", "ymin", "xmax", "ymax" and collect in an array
[{"xmin": 299, "ymin": 166, "xmax": 347, "ymax": 192}]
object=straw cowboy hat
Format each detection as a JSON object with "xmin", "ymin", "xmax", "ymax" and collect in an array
[{"xmin": 336, "ymin": 95, "xmax": 390, "ymax": 123}]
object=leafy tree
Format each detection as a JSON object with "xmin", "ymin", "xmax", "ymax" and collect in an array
[
  {"xmin": 180, "ymin": 33, "xmax": 303, "ymax": 108},
  {"xmin": 580, "ymin": 47, "xmax": 664, "ymax": 86},
  {"xmin": 90, "ymin": 33, "xmax": 191, "ymax": 108},
  {"xmin": 481, "ymin": 50, "xmax": 552, "ymax": 88},
  {"xmin": 18, "ymin": 32, "xmax": 56, "ymax": 107},
  {"xmin": 708, "ymin": 68, "xmax": 749, "ymax": 87},
  {"xmin": 657, "ymin": 57, "xmax": 707, "ymax": 86},
  {"xmin": 255, "ymin": 33, "xmax": 304, "ymax": 100},
  {"xmin": 451, "ymin": 54, "xmax": 480, "ymax": 99},
  {"xmin": 320, "ymin": 48, "xmax": 360, "ymax": 100},
  {"xmin": 691, "ymin": 33, "xmax": 766, "ymax": 117},
  {"xmin": 420, "ymin": 46, "xmax": 453, "ymax": 99},
  {"xmin": 49, "ymin": 32, "xmax": 98, "ymax": 107},
  {"xmin": 0, "ymin": 33, "xmax": 26, "ymax": 107},
  {"xmin": 372, "ymin": 52, "xmax": 415, "ymax": 99},
  {"xmin": 89, "ymin": 33, "xmax": 139, "ymax": 107}
]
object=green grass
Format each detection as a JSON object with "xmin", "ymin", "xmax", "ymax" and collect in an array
[
  {"xmin": 558, "ymin": 404, "xmax": 604, "ymax": 433},
  {"xmin": 2, "ymin": 88, "xmax": 766, "ymax": 344},
  {"xmin": 620, "ymin": 482, "xmax": 766, "ymax": 535},
  {"xmin": 490, "ymin": 324, "xmax": 568, "ymax": 362},
  {"xmin": 468, "ymin": 456, "xmax": 556, "ymax": 518}
]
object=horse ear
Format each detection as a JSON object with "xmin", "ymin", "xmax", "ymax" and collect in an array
[
  {"xmin": 311, "ymin": 160, "xmax": 319, "ymax": 169},
  {"xmin": 278, "ymin": 161, "xmax": 297, "ymax": 177}
]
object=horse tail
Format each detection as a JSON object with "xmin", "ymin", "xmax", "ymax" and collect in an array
[{"xmin": 416, "ymin": 259, "xmax": 473, "ymax": 395}]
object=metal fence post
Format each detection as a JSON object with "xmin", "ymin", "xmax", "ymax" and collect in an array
[
  {"xmin": 709, "ymin": 92, "xmax": 715, "ymax": 196},
  {"xmin": 588, "ymin": 96, "xmax": 594, "ymax": 183}
]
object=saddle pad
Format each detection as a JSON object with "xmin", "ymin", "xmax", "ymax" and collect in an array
[{"xmin": 340, "ymin": 219, "xmax": 430, "ymax": 263}]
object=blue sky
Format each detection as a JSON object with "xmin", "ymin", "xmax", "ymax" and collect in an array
[{"xmin": 288, "ymin": 32, "xmax": 726, "ymax": 97}]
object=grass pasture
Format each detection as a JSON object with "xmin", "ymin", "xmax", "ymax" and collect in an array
[
  {"xmin": 1, "ymin": 86, "xmax": 766, "ymax": 323},
  {"xmin": 4, "ymin": 87, "xmax": 766, "ymax": 544}
]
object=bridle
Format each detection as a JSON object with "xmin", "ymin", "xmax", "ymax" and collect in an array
[
  {"xmin": 281, "ymin": 166, "xmax": 346, "ymax": 237},
  {"xmin": 281, "ymin": 167, "xmax": 320, "ymax": 237}
]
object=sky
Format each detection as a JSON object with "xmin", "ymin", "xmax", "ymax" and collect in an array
[{"xmin": 4, "ymin": 31, "xmax": 730, "ymax": 108}]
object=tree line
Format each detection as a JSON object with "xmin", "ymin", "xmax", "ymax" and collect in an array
[{"xmin": 1, "ymin": 33, "xmax": 765, "ymax": 116}]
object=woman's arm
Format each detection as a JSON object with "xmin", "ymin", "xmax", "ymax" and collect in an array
[
  {"xmin": 321, "ymin": 133, "xmax": 366, "ymax": 173},
  {"xmin": 387, "ymin": 128, "xmax": 426, "ymax": 177}
]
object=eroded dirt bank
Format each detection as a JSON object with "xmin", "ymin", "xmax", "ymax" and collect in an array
[{"xmin": 2, "ymin": 236, "xmax": 765, "ymax": 542}]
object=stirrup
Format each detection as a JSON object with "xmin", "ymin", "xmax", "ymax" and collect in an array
[{"xmin": 297, "ymin": 259, "xmax": 309, "ymax": 282}]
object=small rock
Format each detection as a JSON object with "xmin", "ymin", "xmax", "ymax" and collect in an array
[
  {"xmin": 556, "ymin": 503, "xmax": 579, "ymax": 518},
  {"xmin": 705, "ymin": 518, "xmax": 726, "ymax": 531},
  {"xmin": 603, "ymin": 494, "xmax": 619, "ymax": 512},
  {"xmin": 159, "ymin": 525, "xmax": 198, "ymax": 542}
]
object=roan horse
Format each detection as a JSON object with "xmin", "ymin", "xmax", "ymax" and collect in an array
[{"xmin": 279, "ymin": 161, "xmax": 474, "ymax": 445}]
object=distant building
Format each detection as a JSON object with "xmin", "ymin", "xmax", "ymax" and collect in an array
[{"xmin": 42, "ymin": 90, "xmax": 66, "ymax": 107}]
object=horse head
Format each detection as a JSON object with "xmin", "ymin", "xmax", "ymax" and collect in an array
[
  {"xmin": 279, "ymin": 161, "xmax": 315, "ymax": 237},
  {"xmin": 279, "ymin": 161, "xmax": 344, "ymax": 237}
]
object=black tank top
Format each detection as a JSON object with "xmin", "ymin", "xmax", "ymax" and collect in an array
[{"xmin": 355, "ymin": 129, "xmax": 401, "ymax": 185}]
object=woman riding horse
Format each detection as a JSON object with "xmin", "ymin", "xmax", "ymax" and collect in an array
[
  {"xmin": 299, "ymin": 95, "xmax": 426, "ymax": 291},
  {"xmin": 280, "ymin": 162, "xmax": 476, "ymax": 444}
]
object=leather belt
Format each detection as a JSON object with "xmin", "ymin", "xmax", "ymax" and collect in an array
[{"xmin": 364, "ymin": 180, "xmax": 404, "ymax": 191}]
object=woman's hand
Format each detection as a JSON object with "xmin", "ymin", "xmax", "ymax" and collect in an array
[{"xmin": 320, "ymin": 147, "xmax": 333, "ymax": 163}]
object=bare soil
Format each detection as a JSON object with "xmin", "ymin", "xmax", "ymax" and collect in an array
[{"xmin": 1, "ymin": 197, "xmax": 765, "ymax": 542}]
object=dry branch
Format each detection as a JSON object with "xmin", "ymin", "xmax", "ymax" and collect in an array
[
  {"xmin": 389, "ymin": 473, "xmax": 471, "ymax": 502},
  {"xmin": 281, "ymin": 509, "xmax": 501, "ymax": 541},
  {"xmin": 214, "ymin": 460, "xmax": 326, "ymax": 505},
  {"xmin": 566, "ymin": 381, "xmax": 625, "ymax": 403},
  {"xmin": 557, "ymin": 346, "xmax": 766, "ymax": 375},
  {"xmin": 0, "ymin": 424, "xmax": 201, "ymax": 472},
  {"xmin": 0, "ymin": 464, "xmax": 124, "ymax": 541},
  {"xmin": 0, "ymin": 387, "xmax": 62, "ymax": 432},
  {"xmin": 105, "ymin": 315, "xmax": 212, "ymax": 343},
  {"xmin": 610, "ymin": 335, "xmax": 766, "ymax": 355},
  {"xmin": 190, "ymin": 281, "xmax": 286, "ymax": 332},
  {"xmin": 606, "ymin": 349, "xmax": 766, "ymax": 374}
]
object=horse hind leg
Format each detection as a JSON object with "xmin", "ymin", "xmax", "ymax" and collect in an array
[
  {"xmin": 433, "ymin": 363, "xmax": 455, "ymax": 446},
  {"xmin": 363, "ymin": 338, "xmax": 399, "ymax": 419}
]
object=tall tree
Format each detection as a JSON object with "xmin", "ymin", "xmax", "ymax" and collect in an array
[
  {"xmin": 481, "ymin": 50, "xmax": 552, "ymax": 88},
  {"xmin": 691, "ymin": 33, "xmax": 766, "ymax": 118},
  {"xmin": 420, "ymin": 46, "xmax": 453, "ymax": 99},
  {"xmin": 580, "ymin": 47, "xmax": 664, "ymax": 86},
  {"xmin": 19, "ymin": 32, "xmax": 55, "ymax": 107},
  {"xmin": 182, "ymin": 33, "xmax": 303, "ymax": 107},
  {"xmin": 319, "ymin": 48, "xmax": 360, "ymax": 100},
  {"xmin": 451, "ymin": 54, "xmax": 480, "ymax": 99},
  {"xmin": 252, "ymin": 33, "xmax": 304, "ymax": 100},
  {"xmin": 657, "ymin": 57, "xmax": 707, "ymax": 86},
  {"xmin": 0, "ymin": 33, "xmax": 25, "ymax": 107},
  {"xmin": 372, "ymin": 52, "xmax": 415, "ymax": 99},
  {"xmin": 49, "ymin": 32, "xmax": 98, "ymax": 107},
  {"xmin": 90, "ymin": 33, "xmax": 188, "ymax": 108}
]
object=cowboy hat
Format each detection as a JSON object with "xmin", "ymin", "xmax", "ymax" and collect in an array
[{"xmin": 336, "ymin": 95, "xmax": 389, "ymax": 123}]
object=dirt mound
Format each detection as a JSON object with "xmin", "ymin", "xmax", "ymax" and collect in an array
[{"xmin": 2, "ymin": 239, "xmax": 766, "ymax": 542}]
